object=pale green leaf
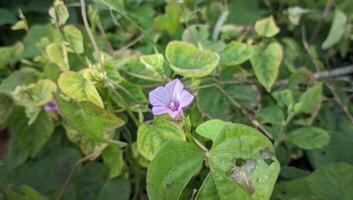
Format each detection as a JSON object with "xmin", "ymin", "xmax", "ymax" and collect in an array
[
  {"xmin": 140, "ymin": 53, "xmax": 164, "ymax": 76},
  {"xmin": 294, "ymin": 83, "xmax": 322, "ymax": 114},
  {"xmin": 255, "ymin": 16, "xmax": 280, "ymax": 37},
  {"xmin": 196, "ymin": 119, "xmax": 230, "ymax": 141},
  {"xmin": 137, "ymin": 119, "xmax": 185, "ymax": 160},
  {"xmin": 58, "ymin": 71, "xmax": 104, "ymax": 108},
  {"xmin": 220, "ymin": 41, "xmax": 253, "ymax": 66},
  {"xmin": 250, "ymin": 42, "xmax": 283, "ymax": 92},
  {"xmin": 46, "ymin": 43, "xmax": 69, "ymax": 71},
  {"xmin": 322, "ymin": 9, "xmax": 347, "ymax": 49},
  {"xmin": 288, "ymin": 127, "xmax": 330, "ymax": 150},
  {"xmin": 102, "ymin": 144, "xmax": 124, "ymax": 179},
  {"xmin": 63, "ymin": 25, "xmax": 84, "ymax": 54},
  {"xmin": 166, "ymin": 41, "xmax": 219, "ymax": 78}
]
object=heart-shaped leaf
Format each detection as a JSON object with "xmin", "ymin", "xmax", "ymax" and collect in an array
[
  {"xmin": 147, "ymin": 140, "xmax": 204, "ymax": 200},
  {"xmin": 255, "ymin": 16, "xmax": 280, "ymax": 37},
  {"xmin": 166, "ymin": 41, "xmax": 219, "ymax": 78},
  {"xmin": 220, "ymin": 41, "xmax": 253, "ymax": 66},
  {"xmin": 288, "ymin": 127, "xmax": 330, "ymax": 150},
  {"xmin": 250, "ymin": 42, "xmax": 283, "ymax": 92}
]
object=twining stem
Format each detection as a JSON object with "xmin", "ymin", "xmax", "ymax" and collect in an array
[
  {"xmin": 55, "ymin": 148, "xmax": 105, "ymax": 200},
  {"xmin": 214, "ymin": 84, "xmax": 273, "ymax": 140},
  {"xmin": 80, "ymin": 0, "xmax": 103, "ymax": 69},
  {"xmin": 302, "ymin": 26, "xmax": 353, "ymax": 124},
  {"xmin": 107, "ymin": 83, "xmax": 140, "ymax": 127}
]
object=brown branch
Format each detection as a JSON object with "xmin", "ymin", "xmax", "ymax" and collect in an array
[{"xmin": 310, "ymin": 0, "xmax": 334, "ymax": 42}]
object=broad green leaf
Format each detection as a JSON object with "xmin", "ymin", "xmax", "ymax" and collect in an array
[
  {"xmin": 250, "ymin": 42, "xmax": 283, "ymax": 92},
  {"xmin": 0, "ymin": 8, "xmax": 16, "ymax": 25},
  {"xmin": 0, "ymin": 68, "xmax": 39, "ymax": 95},
  {"xmin": 307, "ymin": 163, "xmax": 353, "ymax": 199},
  {"xmin": 0, "ymin": 93, "xmax": 14, "ymax": 129},
  {"xmin": 5, "ymin": 109, "xmax": 54, "ymax": 167},
  {"xmin": 220, "ymin": 41, "xmax": 253, "ymax": 66},
  {"xmin": 272, "ymin": 89, "xmax": 294, "ymax": 109},
  {"xmin": 322, "ymin": 9, "xmax": 347, "ymax": 49},
  {"xmin": 140, "ymin": 53, "xmax": 164, "ymax": 76},
  {"xmin": 56, "ymin": 96, "xmax": 124, "ymax": 142},
  {"xmin": 197, "ymin": 83, "xmax": 259, "ymax": 120},
  {"xmin": 196, "ymin": 119, "xmax": 230, "ymax": 141},
  {"xmin": 63, "ymin": 25, "xmax": 84, "ymax": 54},
  {"xmin": 146, "ymin": 140, "xmax": 204, "ymax": 200},
  {"xmin": 288, "ymin": 127, "xmax": 330, "ymax": 150},
  {"xmin": 294, "ymin": 83, "xmax": 322, "ymax": 114},
  {"xmin": 64, "ymin": 124, "xmax": 112, "ymax": 157},
  {"xmin": 49, "ymin": 0, "xmax": 69, "ymax": 26},
  {"xmin": 46, "ymin": 43, "xmax": 69, "ymax": 71},
  {"xmin": 254, "ymin": 15, "xmax": 280, "ymax": 37},
  {"xmin": 137, "ymin": 119, "xmax": 185, "ymax": 160},
  {"xmin": 102, "ymin": 144, "xmax": 124, "ymax": 179},
  {"xmin": 0, "ymin": 42, "xmax": 24, "ymax": 68},
  {"xmin": 12, "ymin": 79, "xmax": 57, "ymax": 107},
  {"xmin": 209, "ymin": 123, "xmax": 280, "ymax": 200},
  {"xmin": 196, "ymin": 173, "xmax": 220, "ymax": 200},
  {"xmin": 166, "ymin": 41, "xmax": 219, "ymax": 78},
  {"xmin": 58, "ymin": 71, "xmax": 104, "ymax": 108},
  {"xmin": 19, "ymin": 185, "xmax": 49, "ymax": 200},
  {"xmin": 97, "ymin": 177, "xmax": 131, "ymax": 200},
  {"xmin": 0, "ymin": 147, "xmax": 81, "ymax": 198},
  {"xmin": 123, "ymin": 56, "xmax": 164, "ymax": 82},
  {"xmin": 153, "ymin": 2, "xmax": 181, "ymax": 35},
  {"xmin": 256, "ymin": 105, "xmax": 284, "ymax": 125}
]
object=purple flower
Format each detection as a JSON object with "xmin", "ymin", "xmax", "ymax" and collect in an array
[
  {"xmin": 149, "ymin": 79, "xmax": 194, "ymax": 120},
  {"xmin": 44, "ymin": 100, "xmax": 58, "ymax": 112}
]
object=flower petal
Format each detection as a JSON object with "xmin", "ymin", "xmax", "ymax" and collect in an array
[
  {"xmin": 165, "ymin": 79, "xmax": 184, "ymax": 100},
  {"xmin": 149, "ymin": 86, "xmax": 170, "ymax": 106},
  {"xmin": 179, "ymin": 90, "xmax": 194, "ymax": 107},
  {"xmin": 152, "ymin": 106, "xmax": 170, "ymax": 115},
  {"xmin": 167, "ymin": 109, "xmax": 183, "ymax": 120}
]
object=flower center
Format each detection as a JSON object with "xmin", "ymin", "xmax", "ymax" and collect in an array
[{"xmin": 168, "ymin": 100, "xmax": 180, "ymax": 112}]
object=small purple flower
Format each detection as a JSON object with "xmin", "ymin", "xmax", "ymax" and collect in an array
[
  {"xmin": 44, "ymin": 100, "xmax": 58, "ymax": 112},
  {"xmin": 149, "ymin": 79, "xmax": 194, "ymax": 120}
]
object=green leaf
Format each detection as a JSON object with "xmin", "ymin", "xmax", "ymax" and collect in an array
[
  {"xmin": 322, "ymin": 9, "xmax": 348, "ymax": 49},
  {"xmin": 93, "ymin": 0, "xmax": 125, "ymax": 12},
  {"xmin": 294, "ymin": 83, "xmax": 322, "ymax": 114},
  {"xmin": 63, "ymin": 25, "xmax": 84, "ymax": 54},
  {"xmin": 196, "ymin": 119, "xmax": 230, "ymax": 141},
  {"xmin": 46, "ymin": 43, "xmax": 69, "ymax": 71},
  {"xmin": 123, "ymin": 56, "xmax": 164, "ymax": 82},
  {"xmin": 195, "ymin": 173, "xmax": 220, "ymax": 200},
  {"xmin": 288, "ymin": 127, "xmax": 330, "ymax": 150},
  {"xmin": 49, "ymin": 0, "xmax": 69, "ymax": 26},
  {"xmin": 58, "ymin": 71, "xmax": 104, "ymax": 108},
  {"xmin": 0, "ymin": 68, "xmax": 39, "ymax": 96},
  {"xmin": 137, "ymin": 119, "xmax": 186, "ymax": 160},
  {"xmin": 220, "ymin": 41, "xmax": 253, "ymax": 66},
  {"xmin": 12, "ymin": 79, "xmax": 57, "ymax": 107},
  {"xmin": 18, "ymin": 185, "xmax": 49, "ymax": 200},
  {"xmin": 254, "ymin": 15, "xmax": 280, "ymax": 37},
  {"xmin": 208, "ymin": 123, "xmax": 280, "ymax": 199},
  {"xmin": 0, "ymin": 42, "xmax": 24, "ymax": 68},
  {"xmin": 250, "ymin": 42, "xmax": 283, "ymax": 92},
  {"xmin": 97, "ymin": 177, "xmax": 131, "ymax": 200},
  {"xmin": 5, "ymin": 109, "xmax": 54, "ymax": 167},
  {"xmin": 166, "ymin": 41, "xmax": 219, "ymax": 78},
  {"xmin": 256, "ymin": 105, "xmax": 284, "ymax": 125},
  {"xmin": 102, "ymin": 144, "xmax": 124, "ymax": 179},
  {"xmin": 153, "ymin": 2, "xmax": 181, "ymax": 35},
  {"xmin": 140, "ymin": 53, "xmax": 164, "ymax": 76},
  {"xmin": 146, "ymin": 140, "xmax": 204, "ymax": 200},
  {"xmin": 0, "ymin": 8, "xmax": 16, "ymax": 25},
  {"xmin": 56, "ymin": 96, "xmax": 125, "ymax": 142},
  {"xmin": 0, "ymin": 93, "xmax": 14, "ymax": 129}
]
